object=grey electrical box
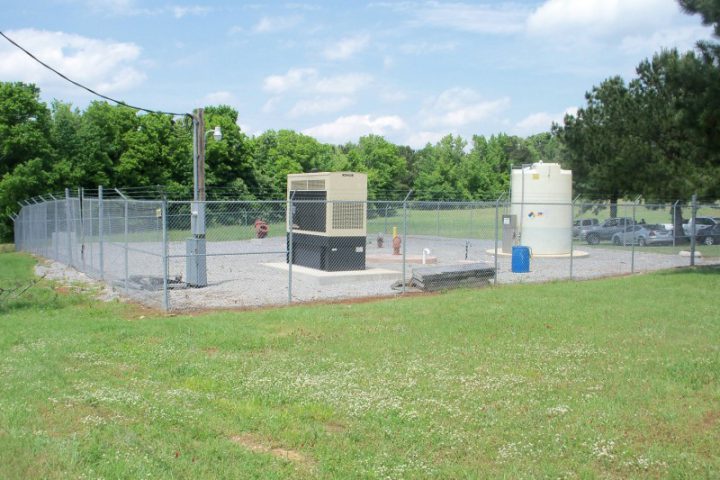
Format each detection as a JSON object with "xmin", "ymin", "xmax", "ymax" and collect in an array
[
  {"xmin": 186, "ymin": 237, "xmax": 207, "ymax": 287},
  {"xmin": 190, "ymin": 202, "xmax": 205, "ymax": 235},
  {"xmin": 502, "ymin": 214, "xmax": 518, "ymax": 254}
]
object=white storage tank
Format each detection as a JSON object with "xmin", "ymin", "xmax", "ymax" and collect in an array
[{"xmin": 510, "ymin": 162, "xmax": 572, "ymax": 255}]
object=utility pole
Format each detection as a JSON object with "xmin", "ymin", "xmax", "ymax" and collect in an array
[
  {"xmin": 187, "ymin": 108, "xmax": 208, "ymax": 287},
  {"xmin": 186, "ymin": 108, "xmax": 222, "ymax": 287},
  {"xmin": 196, "ymin": 108, "xmax": 206, "ymax": 203}
]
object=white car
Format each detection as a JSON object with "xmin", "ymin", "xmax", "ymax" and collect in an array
[{"xmin": 683, "ymin": 217, "xmax": 720, "ymax": 236}]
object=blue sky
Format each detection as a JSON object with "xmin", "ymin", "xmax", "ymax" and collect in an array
[{"xmin": 1, "ymin": 0, "xmax": 715, "ymax": 147}]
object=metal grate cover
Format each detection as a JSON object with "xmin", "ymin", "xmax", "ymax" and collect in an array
[
  {"xmin": 332, "ymin": 202, "xmax": 364, "ymax": 230},
  {"xmin": 290, "ymin": 180, "xmax": 307, "ymax": 191},
  {"xmin": 307, "ymin": 179, "xmax": 326, "ymax": 190},
  {"xmin": 290, "ymin": 179, "xmax": 326, "ymax": 191}
]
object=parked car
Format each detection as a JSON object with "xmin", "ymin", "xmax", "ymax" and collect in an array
[
  {"xmin": 573, "ymin": 218, "xmax": 599, "ymax": 237},
  {"xmin": 696, "ymin": 224, "xmax": 720, "ymax": 246},
  {"xmin": 611, "ymin": 224, "xmax": 674, "ymax": 246},
  {"xmin": 683, "ymin": 217, "xmax": 720, "ymax": 236},
  {"xmin": 581, "ymin": 217, "xmax": 635, "ymax": 245}
]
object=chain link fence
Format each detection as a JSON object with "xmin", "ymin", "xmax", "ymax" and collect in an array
[{"xmin": 12, "ymin": 189, "xmax": 720, "ymax": 311}]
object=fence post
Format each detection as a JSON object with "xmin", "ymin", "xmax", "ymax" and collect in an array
[
  {"xmin": 671, "ymin": 200, "xmax": 677, "ymax": 247},
  {"xmin": 469, "ymin": 203, "xmax": 474, "ymax": 239},
  {"xmin": 65, "ymin": 189, "xmax": 72, "ymax": 266},
  {"xmin": 43, "ymin": 201, "xmax": 48, "ymax": 257},
  {"xmin": 124, "ymin": 197, "xmax": 129, "ymax": 293},
  {"xmin": 570, "ymin": 199, "xmax": 575, "ymax": 280},
  {"xmin": 288, "ymin": 193, "xmax": 294, "ymax": 304},
  {"xmin": 384, "ymin": 203, "xmax": 388, "ymax": 235},
  {"xmin": 54, "ymin": 199, "xmax": 59, "ymax": 261},
  {"xmin": 402, "ymin": 190, "xmax": 412, "ymax": 293},
  {"xmin": 436, "ymin": 201, "xmax": 440, "ymax": 236},
  {"xmin": 690, "ymin": 193, "xmax": 697, "ymax": 267},
  {"xmin": 631, "ymin": 197, "xmax": 639, "ymax": 274},
  {"xmin": 162, "ymin": 196, "xmax": 169, "ymax": 311},
  {"xmin": 98, "ymin": 185, "xmax": 104, "ymax": 280},
  {"xmin": 494, "ymin": 197, "xmax": 499, "ymax": 285}
]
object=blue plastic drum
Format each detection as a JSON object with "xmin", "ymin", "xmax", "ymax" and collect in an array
[{"xmin": 511, "ymin": 246, "xmax": 531, "ymax": 273}]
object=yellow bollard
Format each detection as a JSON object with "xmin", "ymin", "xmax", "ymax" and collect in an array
[{"xmin": 392, "ymin": 226, "xmax": 401, "ymax": 255}]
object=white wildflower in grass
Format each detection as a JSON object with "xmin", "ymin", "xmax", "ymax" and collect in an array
[
  {"xmin": 623, "ymin": 456, "xmax": 669, "ymax": 472},
  {"xmin": 547, "ymin": 405, "xmax": 570, "ymax": 416},
  {"xmin": 81, "ymin": 415, "xmax": 106, "ymax": 426},
  {"xmin": 591, "ymin": 439, "xmax": 616, "ymax": 460},
  {"xmin": 498, "ymin": 442, "xmax": 519, "ymax": 461}
]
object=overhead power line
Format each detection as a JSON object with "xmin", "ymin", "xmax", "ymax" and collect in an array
[{"xmin": 0, "ymin": 30, "xmax": 190, "ymax": 118}]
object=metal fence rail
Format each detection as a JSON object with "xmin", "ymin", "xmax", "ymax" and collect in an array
[{"xmin": 12, "ymin": 189, "xmax": 720, "ymax": 311}]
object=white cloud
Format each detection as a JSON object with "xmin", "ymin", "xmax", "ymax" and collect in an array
[
  {"xmin": 261, "ymin": 96, "xmax": 282, "ymax": 113},
  {"xmin": 303, "ymin": 114, "xmax": 406, "ymax": 143},
  {"xmin": 380, "ymin": 89, "xmax": 408, "ymax": 103},
  {"xmin": 263, "ymin": 68, "xmax": 317, "ymax": 93},
  {"xmin": 527, "ymin": 0, "xmax": 680, "ymax": 39},
  {"xmin": 314, "ymin": 73, "xmax": 373, "ymax": 94},
  {"xmin": 422, "ymin": 88, "xmax": 510, "ymax": 128},
  {"xmin": 515, "ymin": 107, "xmax": 577, "ymax": 135},
  {"xmin": 80, "ymin": 0, "xmax": 211, "ymax": 17},
  {"xmin": 285, "ymin": 3, "xmax": 321, "ymax": 11},
  {"xmin": 385, "ymin": 2, "xmax": 529, "ymax": 34},
  {"xmin": 82, "ymin": 0, "xmax": 139, "ymax": 15},
  {"xmin": 405, "ymin": 131, "xmax": 446, "ymax": 148},
  {"xmin": 201, "ymin": 91, "xmax": 236, "ymax": 105},
  {"xmin": 620, "ymin": 25, "xmax": 710, "ymax": 55},
  {"xmin": 262, "ymin": 69, "xmax": 373, "ymax": 95},
  {"xmin": 288, "ymin": 96, "xmax": 354, "ymax": 117},
  {"xmin": 253, "ymin": 15, "xmax": 302, "ymax": 33},
  {"xmin": 0, "ymin": 29, "xmax": 146, "ymax": 93},
  {"xmin": 323, "ymin": 35, "xmax": 370, "ymax": 60},
  {"xmin": 172, "ymin": 5, "xmax": 211, "ymax": 18},
  {"xmin": 399, "ymin": 41, "xmax": 457, "ymax": 55}
]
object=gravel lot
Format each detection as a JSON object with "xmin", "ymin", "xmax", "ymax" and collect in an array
[{"xmin": 39, "ymin": 234, "xmax": 719, "ymax": 311}]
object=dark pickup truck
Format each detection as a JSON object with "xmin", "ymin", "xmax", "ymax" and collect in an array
[{"xmin": 579, "ymin": 217, "xmax": 635, "ymax": 245}]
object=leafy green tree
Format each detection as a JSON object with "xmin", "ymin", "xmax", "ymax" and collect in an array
[
  {"xmin": 75, "ymin": 101, "xmax": 139, "ymax": 187},
  {"xmin": 0, "ymin": 158, "xmax": 50, "ymax": 240},
  {"xmin": 255, "ymin": 130, "xmax": 326, "ymax": 197},
  {"xmin": 347, "ymin": 135, "xmax": 408, "ymax": 200},
  {"xmin": 461, "ymin": 135, "xmax": 505, "ymax": 199},
  {"xmin": 203, "ymin": 105, "xmax": 259, "ymax": 199},
  {"xmin": 47, "ymin": 101, "xmax": 82, "ymax": 187},
  {"xmin": 116, "ymin": 113, "xmax": 176, "ymax": 188},
  {"xmin": 0, "ymin": 82, "xmax": 52, "ymax": 177},
  {"xmin": 413, "ymin": 135, "xmax": 466, "ymax": 200},
  {"xmin": 553, "ymin": 76, "xmax": 646, "ymax": 216},
  {"xmin": 679, "ymin": 0, "xmax": 720, "ymax": 35}
]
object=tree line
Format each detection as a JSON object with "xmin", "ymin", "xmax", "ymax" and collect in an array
[
  {"xmin": 1, "ymin": 0, "xmax": 718, "ymax": 241},
  {"xmin": 0, "ymin": 84, "xmax": 559, "ymax": 240}
]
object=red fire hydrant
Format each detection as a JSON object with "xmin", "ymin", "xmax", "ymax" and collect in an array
[
  {"xmin": 254, "ymin": 219, "xmax": 269, "ymax": 238},
  {"xmin": 392, "ymin": 235, "xmax": 401, "ymax": 255}
]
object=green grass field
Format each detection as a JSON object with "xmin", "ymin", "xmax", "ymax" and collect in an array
[{"xmin": 1, "ymin": 253, "xmax": 719, "ymax": 478}]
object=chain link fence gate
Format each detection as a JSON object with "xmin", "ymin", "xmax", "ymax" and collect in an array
[{"xmin": 12, "ymin": 188, "xmax": 720, "ymax": 311}]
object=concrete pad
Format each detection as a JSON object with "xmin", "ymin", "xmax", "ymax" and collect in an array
[
  {"xmin": 367, "ymin": 253, "xmax": 438, "ymax": 264},
  {"xmin": 262, "ymin": 262, "xmax": 402, "ymax": 285},
  {"xmin": 485, "ymin": 249, "xmax": 590, "ymax": 258}
]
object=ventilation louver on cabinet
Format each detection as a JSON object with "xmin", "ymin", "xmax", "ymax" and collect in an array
[
  {"xmin": 332, "ymin": 202, "xmax": 364, "ymax": 229},
  {"xmin": 290, "ymin": 179, "xmax": 326, "ymax": 191},
  {"xmin": 307, "ymin": 179, "xmax": 325, "ymax": 190}
]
